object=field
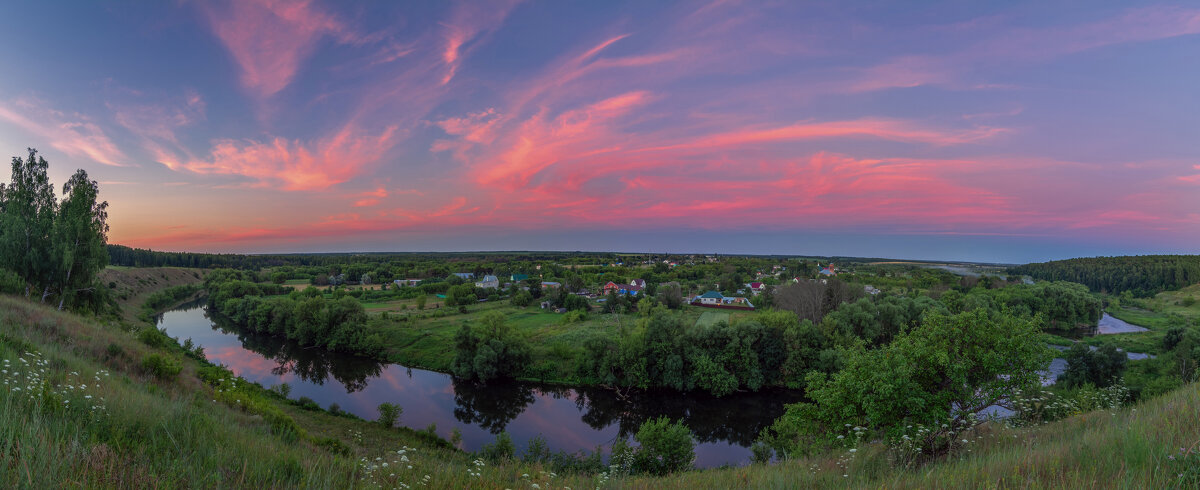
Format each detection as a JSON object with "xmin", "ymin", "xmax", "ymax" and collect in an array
[
  {"xmin": 1088, "ymin": 285, "xmax": 1200, "ymax": 355},
  {"xmin": 368, "ymin": 299, "xmax": 713, "ymax": 380}
]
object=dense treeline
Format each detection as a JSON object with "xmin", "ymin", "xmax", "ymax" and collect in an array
[
  {"xmin": 943, "ymin": 281, "xmax": 1101, "ymax": 331},
  {"xmin": 204, "ymin": 270, "xmax": 385, "ymax": 357},
  {"xmin": 575, "ymin": 296, "xmax": 939, "ymax": 396},
  {"xmin": 1011, "ymin": 255, "xmax": 1200, "ymax": 296},
  {"xmin": 0, "ymin": 149, "xmax": 111, "ymax": 312}
]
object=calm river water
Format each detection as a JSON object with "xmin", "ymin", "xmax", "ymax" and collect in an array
[{"xmin": 157, "ymin": 300, "xmax": 802, "ymax": 468}]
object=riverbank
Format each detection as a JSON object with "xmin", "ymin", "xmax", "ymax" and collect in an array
[
  {"xmin": 4, "ymin": 293, "xmax": 1196, "ymax": 488},
  {"xmin": 159, "ymin": 302, "xmax": 802, "ymax": 468}
]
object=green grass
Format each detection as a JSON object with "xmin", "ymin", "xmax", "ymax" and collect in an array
[
  {"xmin": 617, "ymin": 382, "xmax": 1200, "ymax": 489},
  {"xmin": 4, "ymin": 290, "xmax": 1198, "ymax": 488},
  {"xmin": 695, "ymin": 311, "xmax": 731, "ymax": 328},
  {"xmin": 1094, "ymin": 286, "xmax": 1200, "ymax": 356}
]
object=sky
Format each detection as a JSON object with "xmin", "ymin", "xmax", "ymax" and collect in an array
[{"xmin": 0, "ymin": 0, "xmax": 1197, "ymax": 264}]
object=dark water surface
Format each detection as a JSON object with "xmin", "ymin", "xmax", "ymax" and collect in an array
[{"xmin": 157, "ymin": 301, "xmax": 802, "ymax": 468}]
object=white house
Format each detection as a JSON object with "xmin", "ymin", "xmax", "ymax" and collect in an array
[{"xmin": 475, "ymin": 275, "xmax": 500, "ymax": 289}]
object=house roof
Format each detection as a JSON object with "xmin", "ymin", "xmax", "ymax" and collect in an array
[
  {"xmin": 750, "ymin": 282, "xmax": 764, "ymax": 288},
  {"xmin": 511, "ymin": 274, "xmax": 530, "ymax": 281},
  {"xmin": 699, "ymin": 291, "xmax": 724, "ymax": 299}
]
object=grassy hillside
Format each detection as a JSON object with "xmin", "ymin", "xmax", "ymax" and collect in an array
[
  {"xmin": 2, "ymin": 291, "xmax": 1196, "ymax": 488},
  {"xmin": 99, "ymin": 266, "xmax": 208, "ymax": 321}
]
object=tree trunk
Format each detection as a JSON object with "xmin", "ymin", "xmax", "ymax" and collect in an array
[
  {"xmin": 40, "ymin": 285, "xmax": 51, "ymax": 303},
  {"xmin": 57, "ymin": 267, "xmax": 71, "ymax": 311}
]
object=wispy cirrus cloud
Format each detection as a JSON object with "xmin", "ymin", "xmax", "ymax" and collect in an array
[
  {"xmin": 200, "ymin": 0, "xmax": 369, "ymax": 98},
  {"xmin": 439, "ymin": 0, "xmax": 524, "ymax": 85},
  {"xmin": 0, "ymin": 98, "xmax": 128, "ymax": 167},
  {"xmin": 156, "ymin": 124, "xmax": 399, "ymax": 191}
]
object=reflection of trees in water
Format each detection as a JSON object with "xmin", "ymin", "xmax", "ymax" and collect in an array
[
  {"xmin": 451, "ymin": 379, "xmax": 539, "ymax": 433},
  {"xmin": 205, "ymin": 310, "xmax": 384, "ymax": 392},
  {"xmin": 449, "ymin": 375, "xmax": 803, "ymax": 446},
  {"xmin": 572, "ymin": 387, "xmax": 803, "ymax": 446}
]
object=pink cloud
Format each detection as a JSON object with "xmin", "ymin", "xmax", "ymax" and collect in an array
[
  {"xmin": 111, "ymin": 89, "xmax": 206, "ymax": 142},
  {"xmin": 438, "ymin": 0, "xmax": 524, "ymax": 85},
  {"xmin": 158, "ymin": 124, "xmax": 399, "ymax": 191},
  {"xmin": 0, "ymin": 99, "xmax": 128, "ymax": 167},
  {"xmin": 201, "ymin": 0, "xmax": 366, "ymax": 97}
]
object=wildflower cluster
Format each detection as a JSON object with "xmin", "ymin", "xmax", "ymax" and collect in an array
[
  {"xmin": 1167, "ymin": 442, "xmax": 1199, "ymax": 487},
  {"xmin": 359, "ymin": 446, "xmax": 429, "ymax": 489},
  {"xmin": 519, "ymin": 470, "xmax": 567, "ymax": 490},
  {"xmin": 466, "ymin": 458, "xmax": 485, "ymax": 478},
  {"xmin": 348, "ymin": 429, "xmax": 364, "ymax": 446},
  {"xmin": 833, "ymin": 424, "xmax": 868, "ymax": 477},
  {"xmin": 595, "ymin": 443, "xmax": 634, "ymax": 487},
  {"xmin": 887, "ymin": 415, "xmax": 980, "ymax": 467},
  {"xmin": 1008, "ymin": 384, "xmax": 1130, "ymax": 427},
  {"xmin": 1, "ymin": 351, "xmax": 109, "ymax": 418}
]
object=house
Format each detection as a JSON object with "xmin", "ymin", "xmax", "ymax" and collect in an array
[
  {"xmin": 691, "ymin": 290, "xmax": 755, "ymax": 310},
  {"xmin": 864, "ymin": 285, "xmax": 881, "ymax": 295},
  {"xmin": 819, "ymin": 263, "xmax": 837, "ymax": 276},
  {"xmin": 748, "ymin": 282, "xmax": 765, "ymax": 295},
  {"xmin": 602, "ymin": 281, "xmax": 642, "ymax": 296},
  {"xmin": 393, "ymin": 279, "xmax": 422, "ymax": 287},
  {"xmin": 475, "ymin": 275, "xmax": 500, "ymax": 289},
  {"xmin": 511, "ymin": 274, "xmax": 530, "ymax": 282},
  {"xmin": 452, "ymin": 272, "xmax": 476, "ymax": 280},
  {"xmin": 694, "ymin": 290, "xmax": 724, "ymax": 305},
  {"xmin": 541, "ymin": 281, "xmax": 561, "ymax": 289},
  {"xmin": 630, "ymin": 278, "xmax": 647, "ymax": 288}
]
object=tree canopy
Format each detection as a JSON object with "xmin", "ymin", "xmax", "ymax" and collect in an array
[{"xmin": 0, "ymin": 149, "xmax": 109, "ymax": 310}]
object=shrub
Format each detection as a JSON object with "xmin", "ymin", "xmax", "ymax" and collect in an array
[
  {"xmin": 296, "ymin": 396, "xmax": 320, "ymax": 411},
  {"xmin": 632, "ymin": 416, "xmax": 695, "ymax": 475},
  {"xmin": 142, "ymin": 353, "xmax": 182, "ymax": 380},
  {"xmin": 377, "ymin": 402, "xmax": 403, "ymax": 428},
  {"xmin": 137, "ymin": 327, "xmax": 173, "ymax": 349},
  {"xmin": 750, "ymin": 441, "xmax": 773, "ymax": 464},
  {"xmin": 480, "ymin": 431, "xmax": 515, "ymax": 461},
  {"xmin": 0, "ymin": 268, "xmax": 22, "ymax": 294}
]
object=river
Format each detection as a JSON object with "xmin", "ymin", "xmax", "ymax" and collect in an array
[{"xmin": 157, "ymin": 300, "xmax": 802, "ymax": 468}]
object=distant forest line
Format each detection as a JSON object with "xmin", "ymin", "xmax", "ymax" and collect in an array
[
  {"xmin": 106, "ymin": 244, "xmax": 999, "ymax": 270},
  {"xmin": 1010, "ymin": 255, "xmax": 1200, "ymax": 296}
]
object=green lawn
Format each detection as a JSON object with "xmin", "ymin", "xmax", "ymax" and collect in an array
[{"xmin": 694, "ymin": 310, "xmax": 730, "ymax": 327}]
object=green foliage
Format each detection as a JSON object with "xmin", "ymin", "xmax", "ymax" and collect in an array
[
  {"xmin": 765, "ymin": 309, "xmax": 1050, "ymax": 457},
  {"xmin": 632, "ymin": 417, "xmax": 695, "ymax": 475},
  {"xmin": 137, "ymin": 327, "xmax": 174, "ymax": 349},
  {"xmin": 452, "ymin": 311, "xmax": 532, "ymax": 381},
  {"xmin": 203, "ymin": 275, "xmax": 383, "ymax": 358},
  {"xmin": 480, "ymin": 431, "xmax": 516, "ymax": 461},
  {"xmin": 510, "ymin": 289, "xmax": 532, "ymax": 307},
  {"xmin": 1011, "ymin": 255, "xmax": 1200, "ymax": 297},
  {"xmin": 560, "ymin": 309, "xmax": 587, "ymax": 324},
  {"xmin": 0, "ymin": 149, "xmax": 109, "ymax": 310},
  {"xmin": 1059, "ymin": 344, "xmax": 1127, "ymax": 388},
  {"xmin": 141, "ymin": 353, "xmax": 182, "ymax": 380},
  {"xmin": 376, "ymin": 402, "xmax": 403, "ymax": 428},
  {"xmin": 0, "ymin": 268, "xmax": 22, "ymax": 294}
]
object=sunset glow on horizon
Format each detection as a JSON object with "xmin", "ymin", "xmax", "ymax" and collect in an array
[{"xmin": 1, "ymin": 1, "xmax": 1197, "ymax": 263}]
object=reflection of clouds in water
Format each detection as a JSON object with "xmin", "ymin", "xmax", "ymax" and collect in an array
[{"xmin": 160, "ymin": 305, "xmax": 797, "ymax": 468}]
